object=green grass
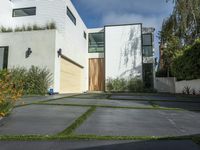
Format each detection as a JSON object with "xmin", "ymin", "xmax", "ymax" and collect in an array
[
  {"xmin": 108, "ymin": 97, "xmax": 200, "ymax": 103},
  {"xmin": 0, "ymin": 134, "xmax": 199, "ymax": 142},
  {"xmin": 58, "ymin": 106, "xmax": 96, "ymax": 135},
  {"xmin": 36, "ymin": 102, "xmax": 184, "ymax": 111}
]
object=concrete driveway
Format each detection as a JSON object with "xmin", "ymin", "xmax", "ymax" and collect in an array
[{"xmin": 0, "ymin": 93, "xmax": 200, "ymax": 150}]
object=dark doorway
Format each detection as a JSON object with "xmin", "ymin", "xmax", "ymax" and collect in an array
[{"xmin": 143, "ymin": 63, "xmax": 153, "ymax": 88}]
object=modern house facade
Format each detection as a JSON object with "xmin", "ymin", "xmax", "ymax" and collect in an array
[{"xmin": 0, "ymin": 0, "xmax": 155, "ymax": 93}]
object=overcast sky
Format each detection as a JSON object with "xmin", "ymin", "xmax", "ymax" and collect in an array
[{"xmin": 71, "ymin": 0, "xmax": 174, "ymax": 58}]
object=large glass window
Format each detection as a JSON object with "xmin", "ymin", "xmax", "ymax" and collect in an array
[
  {"xmin": 67, "ymin": 7, "xmax": 76, "ymax": 25},
  {"xmin": 143, "ymin": 46, "xmax": 153, "ymax": 57},
  {"xmin": 142, "ymin": 34, "xmax": 153, "ymax": 57},
  {"xmin": 0, "ymin": 47, "xmax": 9, "ymax": 70},
  {"xmin": 89, "ymin": 32, "xmax": 104, "ymax": 53},
  {"xmin": 142, "ymin": 34, "xmax": 152, "ymax": 46},
  {"xmin": 13, "ymin": 7, "xmax": 36, "ymax": 17}
]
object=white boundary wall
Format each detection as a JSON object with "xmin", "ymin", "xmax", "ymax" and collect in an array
[
  {"xmin": 155, "ymin": 77, "xmax": 200, "ymax": 94},
  {"xmin": 175, "ymin": 79, "xmax": 200, "ymax": 94}
]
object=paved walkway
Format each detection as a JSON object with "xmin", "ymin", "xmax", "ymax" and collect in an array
[{"xmin": 0, "ymin": 93, "xmax": 200, "ymax": 150}]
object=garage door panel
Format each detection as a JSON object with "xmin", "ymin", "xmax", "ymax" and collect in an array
[{"xmin": 60, "ymin": 58, "xmax": 83, "ymax": 93}]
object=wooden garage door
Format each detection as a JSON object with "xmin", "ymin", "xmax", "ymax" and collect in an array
[
  {"xmin": 89, "ymin": 58, "xmax": 105, "ymax": 91},
  {"xmin": 60, "ymin": 57, "xmax": 83, "ymax": 93}
]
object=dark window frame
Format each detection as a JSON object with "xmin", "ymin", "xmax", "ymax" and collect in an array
[
  {"xmin": 67, "ymin": 7, "xmax": 76, "ymax": 25},
  {"xmin": 142, "ymin": 33, "xmax": 153, "ymax": 46},
  {"xmin": 88, "ymin": 32, "xmax": 105, "ymax": 53},
  {"xmin": 0, "ymin": 46, "xmax": 9, "ymax": 69},
  {"xmin": 12, "ymin": 7, "xmax": 36, "ymax": 17},
  {"xmin": 142, "ymin": 33, "xmax": 153, "ymax": 57},
  {"xmin": 84, "ymin": 31, "xmax": 87, "ymax": 39}
]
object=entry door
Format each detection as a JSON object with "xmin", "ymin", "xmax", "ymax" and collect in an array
[
  {"xmin": 89, "ymin": 58, "xmax": 105, "ymax": 91},
  {"xmin": 0, "ymin": 47, "xmax": 9, "ymax": 70},
  {"xmin": 143, "ymin": 63, "xmax": 153, "ymax": 88}
]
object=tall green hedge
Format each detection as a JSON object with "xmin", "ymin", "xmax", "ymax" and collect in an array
[{"xmin": 172, "ymin": 39, "xmax": 200, "ymax": 80}]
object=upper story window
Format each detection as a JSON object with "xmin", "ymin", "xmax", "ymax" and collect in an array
[
  {"xmin": 89, "ymin": 32, "xmax": 104, "ymax": 53},
  {"xmin": 142, "ymin": 34, "xmax": 152, "ymax": 46},
  {"xmin": 13, "ymin": 7, "xmax": 36, "ymax": 17},
  {"xmin": 142, "ymin": 34, "xmax": 153, "ymax": 57},
  {"xmin": 67, "ymin": 7, "xmax": 76, "ymax": 25}
]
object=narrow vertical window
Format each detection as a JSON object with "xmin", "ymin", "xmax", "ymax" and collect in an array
[
  {"xmin": 84, "ymin": 31, "xmax": 87, "ymax": 39},
  {"xmin": 67, "ymin": 7, "xmax": 76, "ymax": 25},
  {"xmin": 0, "ymin": 47, "xmax": 9, "ymax": 69}
]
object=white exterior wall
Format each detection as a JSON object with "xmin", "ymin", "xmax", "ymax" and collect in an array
[
  {"xmin": 0, "ymin": 30, "xmax": 59, "ymax": 92},
  {"xmin": 105, "ymin": 24, "xmax": 142, "ymax": 79},
  {"xmin": 175, "ymin": 79, "xmax": 200, "ymax": 94},
  {"xmin": 0, "ymin": 0, "xmax": 12, "ymax": 27},
  {"xmin": 0, "ymin": 0, "xmax": 88, "ymax": 92}
]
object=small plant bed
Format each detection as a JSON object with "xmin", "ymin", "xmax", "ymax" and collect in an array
[{"xmin": 0, "ymin": 22, "xmax": 56, "ymax": 33}]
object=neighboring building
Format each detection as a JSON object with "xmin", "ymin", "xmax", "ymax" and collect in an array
[{"xmin": 0, "ymin": 0, "xmax": 155, "ymax": 93}]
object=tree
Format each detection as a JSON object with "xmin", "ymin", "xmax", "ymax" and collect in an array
[{"xmin": 159, "ymin": 0, "xmax": 200, "ymax": 75}]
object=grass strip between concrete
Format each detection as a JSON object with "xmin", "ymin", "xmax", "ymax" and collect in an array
[
  {"xmin": 108, "ymin": 98, "xmax": 200, "ymax": 103},
  {"xmin": 57, "ymin": 106, "xmax": 96, "ymax": 136},
  {"xmin": 35, "ymin": 102, "xmax": 185, "ymax": 111},
  {"xmin": 0, "ymin": 134, "xmax": 200, "ymax": 143}
]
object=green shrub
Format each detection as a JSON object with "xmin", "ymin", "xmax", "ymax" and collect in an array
[
  {"xmin": 26, "ymin": 25, "xmax": 33, "ymax": 31},
  {"xmin": 46, "ymin": 22, "xmax": 56, "ymax": 30},
  {"xmin": 25, "ymin": 66, "xmax": 52, "ymax": 95},
  {"xmin": 106, "ymin": 77, "xmax": 144, "ymax": 92},
  {"xmin": 32, "ymin": 24, "xmax": 44, "ymax": 30},
  {"xmin": 0, "ymin": 26, "xmax": 13, "ymax": 32},
  {"xmin": 172, "ymin": 39, "xmax": 200, "ymax": 80},
  {"xmin": 14, "ymin": 27, "xmax": 23, "ymax": 32},
  {"xmin": 9, "ymin": 66, "xmax": 52, "ymax": 95},
  {"xmin": 0, "ymin": 70, "xmax": 23, "ymax": 117},
  {"xmin": 127, "ymin": 78, "xmax": 144, "ymax": 92}
]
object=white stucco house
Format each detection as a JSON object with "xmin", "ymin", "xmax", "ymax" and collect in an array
[{"xmin": 0, "ymin": 0, "xmax": 155, "ymax": 93}]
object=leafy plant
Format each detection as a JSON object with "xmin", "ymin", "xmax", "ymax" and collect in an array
[
  {"xmin": 182, "ymin": 86, "xmax": 191, "ymax": 95},
  {"xmin": 8, "ymin": 66, "xmax": 52, "ymax": 95},
  {"xmin": 192, "ymin": 89, "xmax": 196, "ymax": 95},
  {"xmin": 106, "ymin": 78, "xmax": 127, "ymax": 92},
  {"xmin": 127, "ymin": 78, "xmax": 144, "ymax": 92},
  {"xmin": 25, "ymin": 66, "xmax": 52, "ymax": 95},
  {"xmin": 0, "ymin": 70, "xmax": 23, "ymax": 117},
  {"xmin": 14, "ymin": 27, "xmax": 23, "ymax": 32},
  {"xmin": 46, "ymin": 22, "xmax": 56, "ymax": 30},
  {"xmin": 32, "ymin": 24, "xmax": 44, "ymax": 30},
  {"xmin": 26, "ymin": 25, "xmax": 33, "ymax": 31},
  {"xmin": 106, "ymin": 77, "xmax": 144, "ymax": 92},
  {"xmin": 0, "ymin": 26, "xmax": 13, "ymax": 33}
]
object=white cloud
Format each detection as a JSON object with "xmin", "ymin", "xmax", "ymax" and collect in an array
[{"xmin": 102, "ymin": 13, "xmax": 161, "ymax": 29}]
